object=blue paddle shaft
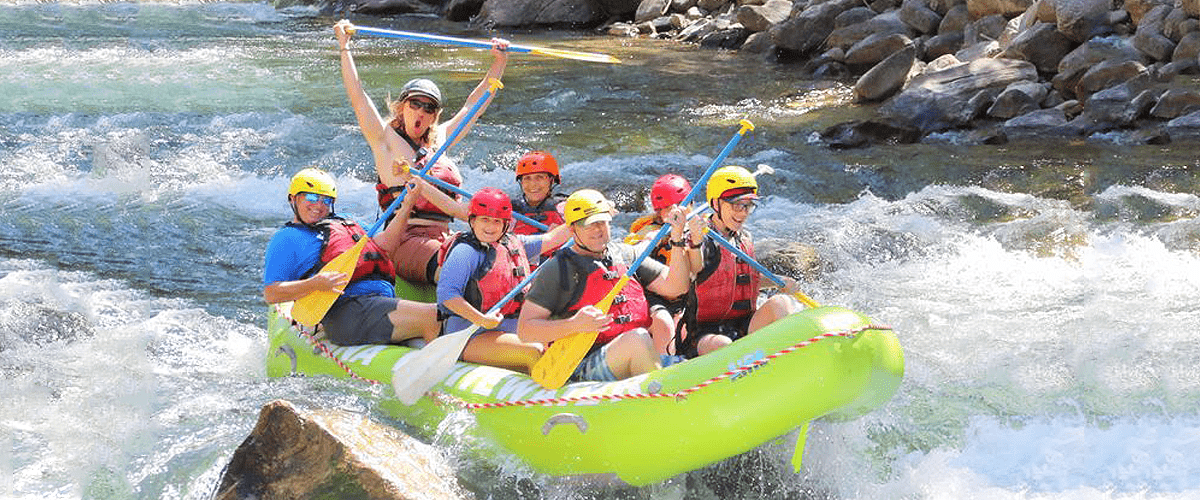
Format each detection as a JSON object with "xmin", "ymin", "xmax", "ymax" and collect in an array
[
  {"xmin": 364, "ymin": 85, "xmax": 497, "ymax": 237},
  {"xmin": 411, "ymin": 170, "xmax": 550, "ymax": 232},
  {"xmin": 354, "ymin": 26, "xmax": 537, "ymax": 55},
  {"xmin": 706, "ymin": 230, "xmax": 786, "ymax": 288}
]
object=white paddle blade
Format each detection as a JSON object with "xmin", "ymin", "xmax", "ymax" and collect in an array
[{"xmin": 392, "ymin": 328, "xmax": 477, "ymax": 405}]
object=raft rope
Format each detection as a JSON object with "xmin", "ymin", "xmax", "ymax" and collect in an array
[{"xmin": 292, "ymin": 319, "xmax": 891, "ymax": 411}]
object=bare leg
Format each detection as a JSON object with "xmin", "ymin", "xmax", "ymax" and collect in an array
[
  {"xmin": 696, "ymin": 333, "xmax": 732, "ymax": 356},
  {"xmin": 387, "ymin": 300, "xmax": 441, "ymax": 343},
  {"xmin": 604, "ymin": 329, "xmax": 661, "ymax": 378},
  {"xmin": 648, "ymin": 308, "xmax": 677, "ymax": 355},
  {"xmin": 461, "ymin": 331, "xmax": 544, "ymax": 374},
  {"xmin": 748, "ymin": 295, "xmax": 801, "ymax": 335}
]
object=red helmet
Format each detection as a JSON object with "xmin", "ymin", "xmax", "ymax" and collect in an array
[
  {"xmin": 414, "ymin": 158, "xmax": 463, "ymax": 214},
  {"xmin": 651, "ymin": 173, "xmax": 691, "ymax": 211},
  {"xmin": 469, "ymin": 187, "xmax": 513, "ymax": 220},
  {"xmin": 515, "ymin": 151, "xmax": 560, "ymax": 184}
]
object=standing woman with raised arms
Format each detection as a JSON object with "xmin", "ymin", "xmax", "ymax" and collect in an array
[{"xmin": 333, "ymin": 19, "xmax": 509, "ymax": 284}]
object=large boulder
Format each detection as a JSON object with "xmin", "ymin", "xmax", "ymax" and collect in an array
[
  {"xmin": 636, "ymin": 0, "xmax": 671, "ymax": 22},
  {"xmin": 771, "ymin": 0, "xmax": 860, "ymax": 54},
  {"xmin": 827, "ymin": 10, "xmax": 914, "ymax": 51},
  {"xmin": 854, "ymin": 44, "xmax": 918, "ymax": 101},
  {"xmin": 1173, "ymin": 32, "xmax": 1200, "ymax": 63},
  {"xmin": 988, "ymin": 81, "xmax": 1049, "ymax": 117},
  {"xmin": 899, "ymin": 0, "xmax": 944, "ymax": 34},
  {"xmin": 1055, "ymin": 0, "xmax": 1115, "ymax": 43},
  {"xmin": 335, "ymin": 0, "xmax": 435, "ymax": 15},
  {"xmin": 1053, "ymin": 36, "xmax": 1146, "ymax": 98},
  {"xmin": 446, "ymin": 0, "xmax": 486, "ymax": 21},
  {"xmin": 1000, "ymin": 21, "xmax": 1076, "ymax": 73},
  {"xmin": 880, "ymin": 58, "xmax": 1039, "ymax": 131},
  {"xmin": 1003, "ymin": 107, "xmax": 1072, "ymax": 140},
  {"xmin": 1081, "ymin": 78, "xmax": 1160, "ymax": 127},
  {"xmin": 1166, "ymin": 109, "xmax": 1200, "ymax": 140},
  {"xmin": 846, "ymin": 33, "xmax": 915, "ymax": 66},
  {"xmin": 1184, "ymin": 0, "xmax": 1200, "ymax": 17},
  {"xmin": 967, "ymin": 0, "xmax": 1033, "ymax": 18},
  {"xmin": 1074, "ymin": 59, "xmax": 1148, "ymax": 100},
  {"xmin": 925, "ymin": 31, "xmax": 965, "ymax": 59},
  {"xmin": 1150, "ymin": 88, "xmax": 1200, "ymax": 118},
  {"xmin": 938, "ymin": 4, "xmax": 970, "ymax": 33},
  {"xmin": 737, "ymin": 0, "xmax": 792, "ymax": 32},
  {"xmin": 1125, "ymin": 0, "xmax": 1170, "ymax": 24},
  {"xmin": 215, "ymin": 400, "xmax": 466, "ymax": 500},
  {"xmin": 1132, "ymin": 4, "xmax": 1177, "ymax": 61},
  {"xmin": 476, "ymin": 0, "xmax": 603, "ymax": 27}
]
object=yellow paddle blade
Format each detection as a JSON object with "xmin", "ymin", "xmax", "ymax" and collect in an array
[
  {"xmin": 793, "ymin": 291, "xmax": 819, "ymax": 309},
  {"xmin": 528, "ymin": 46, "xmax": 620, "ymax": 64},
  {"xmin": 530, "ymin": 276, "xmax": 631, "ymax": 389},
  {"xmin": 292, "ymin": 237, "xmax": 369, "ymax": 327}
]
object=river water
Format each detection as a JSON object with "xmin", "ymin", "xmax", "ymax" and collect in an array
[{"xmin": 2, "ymin": 2, "xmax": 1198, "ymax": 499}]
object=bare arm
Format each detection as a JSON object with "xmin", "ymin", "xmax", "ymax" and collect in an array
[
  {"xmin": 263, "ymin": 272, "xmax": 348, "ymax": 304},
  {"xmin": 334, "ymin": 20, "xmax": 417, "ymax": 186},
  {"xmin": 645, "ymin": 206, "xmax": 691, "ymax": 300},
  {"xmin": 534, "ymin": 221, "xmax": 573, "ymax": 255},
  {"xmin": 439, "ymin": 38, "xmax": 508, "ymax": 151},
  {"xmin": 442, "ymin": 296, "xmax": 502, "ymax": 330},
  {"xmin": 516, "ymin": 301, "xmax": 610, "ymax": 345}
]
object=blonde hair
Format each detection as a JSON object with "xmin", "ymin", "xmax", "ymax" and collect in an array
[{"xmin": 386, "ymin": 94, "xmax": 442, "ymax": 149}]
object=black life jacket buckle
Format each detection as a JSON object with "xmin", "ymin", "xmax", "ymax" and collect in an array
[{"xmin": 736, "ymin": 274, "xmax": 752, "ymax": 285}]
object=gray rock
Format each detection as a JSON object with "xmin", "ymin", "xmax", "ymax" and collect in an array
[
  {"xmin": 1184, "ymin": 0, "xmax": 1200, "ymax": 17},
  {"xmin": 672, "ymin": 0, "xmax": 700, "ymax": 11},
  {"xmin": 956, "ymin": 40, "xmax": 1002, "ymax": 61},
  {"xmin": 1166, "ymin": 109, "xmax": 1200, "ymax": 140},
  {"xmin": 1133, "ymin": 4, "xmax": 1177, "ymax": 61},
  {"xmin": 1055, "ymin": 0, "xmax": 1115, "ymax": 43},
  {"xmin": 737, "ymin": 0, "xmax": 792, "ymax": 32},
  {"xmin": 988, "ymin": 81, "xmax": 1049, "ymax": 117},
  {"xmin": 679, "ymin": 17, "xmax": 719, "ymax": 41},
  {"xmin": 1083, "ymin": 82, "xmax": 1160, "ymax": 126},
  {"xmin": 967, "ymin": 0, "xmax": 1033, "ymax": 18},
  {"xmin": 740, "ymin": 30, "xmax": 776, "ymax": 51},
  {"xmin": 215, "ymin": 400, "xmax": 467, "ymax": 500},
  {"xmin": 881, "ymin": 58, "xmax": 1039, "ymax": 131},
  {"xmin": 757, "ymin": 240, "xmax": 828, "ymax": 280},
  {"xmin": 1000, "ymin": 21, "xmax": 1075, "ymax": 74},
  {"xmin": 1157, "ymin": 58, "xmax": 1200, "ymax": 78},
  {"xmin": 700, "ymin": 26, "xmax": 752, "ymax": 48},
  {"xmin": 1173, "ymin": 32, "xmax": 1200, "ymax": 63},
  {"xmin": 343, "ymin": 0, "xmax": 434, "ymax": 15},
  {"xmin": 899, "ymin": 0, "xmax": 943, "ymax": 34},
  {"xmin": 928, "ymin": 0, "xmax": 966, "ymax": 15},
  {"xmin": 846, "ymin": 33, "xmax": 915, "ymax": 66},
  {"xmin": 964, "ymin": 14, "xmax": 1008, "ymax": 44},
  {"xmin": 699, "ymin": 0, "xmax": 730, "ymax": 10},
  {"xmin": 1163, "ymin": 7, "xmax": 1192, "ymax": 42},
  {"xmin": 835, "ymin": 7, "xmax": 879, "ymax": 28},
  {"xmin": 924, "ymin": 31, "xmax": 965, "ymax": 59},
  {"xmin": 477, "ymin": 0, "xmax": 601, "ymax": 27},
  {"xmin": 1003, "ymin": 107, "xmax": 1072, "ymax": 140},
  {"xmin": 636, "ymin": 0, "xmax": 671, "ymax": 22},
  {"xmin": 827, "ymin": 11, "xmax": 913, "ymax": 51},
  {"xmin": 1075, "ymin": 59, "xmax": 1148, "ymax": 100},
  {"xmin": 1125, "ymin": 0, "xmax": 1170, "ymax": 24},
  {"xmin": 1053, "ymin": 36, "xmax": 1146, "ymax": 98},
  {"xmin": 819, "ymin": 119, "xmax": 922, "ymax": 147},
  {"xmin": 446, "ymin": 0, "xmax": 485, "ymax": 21},
  {"xmin": 1150, "ymin": 88, "xmax": 1200, "ymax": 118},
  {"xmin": 938, "ymin": 4, "xmax": 970, "ymax": 34},
  {"xmin": 855, "ymin": 45, "xmax": 918, "ymax": 101},
  {"xmin": 770, "ymin": 0, "xmax": 860, "ymax": 54}
]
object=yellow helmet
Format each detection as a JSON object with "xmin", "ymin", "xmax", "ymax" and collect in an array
[
  {"xmin": 563, "ymin": 189, "xmax": 614, "ymax": 226},
  {"xmin": 706, "ymin": 165, "xmax": 757, "ymax": 203},
  {"xmin": 288, "ymin": 168, "xmax": 337, "ymax": 199}
]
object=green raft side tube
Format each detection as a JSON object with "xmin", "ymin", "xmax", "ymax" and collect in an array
[{"xmin": 266, "ymin": 289, "xmax": 903, "ymax": 486}]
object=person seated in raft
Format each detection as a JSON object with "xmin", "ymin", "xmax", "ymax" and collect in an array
[
  {"xmin": 262, "ymin": 168, "xmax": 440, "ymax": 346},
  {"xmin": 676, "ymin": 165, "xmax": 803, "ymax": 358},
  {"xmin": 385, "ymin": 157, "xmax": 468, "ymax": 285},
  {"xmin": 510, "ymin": 150, "xmax": 567, "ymax": 236},
  {"xmin": 623, "ymin": 173, "xmax": 694, "ymax": 357},
  {"xmin": 334, "ymin": 19, "xmax": 506, "ymax": 283},
  {"xmin": 516, "ymin": 189, "xmax": 692, "ymax": 382},
  {"xmin": 434, "ymin": 187, "xmax": 572, "ymax": 373}
]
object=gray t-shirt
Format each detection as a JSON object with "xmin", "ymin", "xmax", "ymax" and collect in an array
[{"xmin": 525, "ymin": 242, "xmax": 667, "ymax": 319}]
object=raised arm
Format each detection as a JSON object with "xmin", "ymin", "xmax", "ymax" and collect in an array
[
  {"xmin": 645, "ymin": 206, "xmax": 692, "ymax": 300},
  {"xmin": 439, "ymin": 38, "xmax": 508, "ymax": 151}
]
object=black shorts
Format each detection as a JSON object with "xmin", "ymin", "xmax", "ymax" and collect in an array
[
  {"xmin": 679, "ymin": 315, "xmax": 753, "ymax": 359},
  {"xmin": 647, "ymin": 293, "xmax": 686, "ymax": 316},
  {"xmin": 321, "ymin": 294, "xmax": 399, "ymax": 345}
]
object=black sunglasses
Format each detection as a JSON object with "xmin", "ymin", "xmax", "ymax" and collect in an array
[{"xmin": 406, "ymin": 99, "xmax": 439, "ymax": 114}]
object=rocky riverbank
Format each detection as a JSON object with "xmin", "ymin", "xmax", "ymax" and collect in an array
[{"xmin": 311, "ymin": 0, "xmax": 1200, "ymax": 146}]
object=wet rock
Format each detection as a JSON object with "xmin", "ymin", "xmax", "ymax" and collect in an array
[
  {"xmin": 216, "ymin": 400, "xmax": 466, "ymax": 500},
  {"xmin": 988, "ymin": 81, "xmax": 1048, "ymax": 118},
  {"xmin": 740, "ymin": 31, "xmax": 775, "ymax": 52},
  {"xmin": 836, "ymin": 7, "xmax": 879, "ymax": 29},
  {"xmin": 333, "ymin": 0, "xmax": 434, "ymax": 15},
  {"xmin": 1150, "ymin": 88, "xmax": 1200, "ymax": 118},
  {"xmin": 737, "ymin": 0, "xmax": 791, "ymax": 32},
  {"xmin": 1082, "ymin": 79, "xmax": 1161, "ymax": 127},
  {"xmin": 699, "ymin": 26, "xmax": 751, "ymax": 48},
  {"xmin": 855, "ymin": 45, "xmax": 917, "ymax": 101},
  {"xmin": 477, "ymin": 0, "xmax": 603, "ymax": 27},
  {"xmin": 1166, "ymin": 109, "xmax": 1200, "ymax": 140},
  {"xmin": 1001, "ymin": 22, "xmax": 1075, "ymax": 74},
  {"xmin": 679, "ymin": 17, "xmax": 719, "ymax": 41},
  {"xmin": 0, "ymin": 302, "xmax": 94, "ymax": 350},
  {"xmin": 820, "ymin": 119, "xmax": 921, "ymax": 148},
  {"xmin": 445, "ymin": 0, "xmax": 485, "ymax": 21},
  {"xmin": 881, "ymin": 58, "xmax": 1038, "ymax": 132},
  {"xmin": 1003, "ymin": 107, "xmax": 1072, "ymax": 140},
  {"xmin": 899, "ymin": 0, "xmax": 943, "ymax": 34},
  {"xmin": 756, "ymin": 240, "xmax": 827, "ymax": 282},
  {"xmin": 771, "ymin": 0, "xmax": 859, "ymax": 54}
]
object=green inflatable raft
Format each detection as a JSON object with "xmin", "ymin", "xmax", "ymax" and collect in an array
[{"xmin": 266, "ymin": 283, "xmax": 904, "ymax": 486}]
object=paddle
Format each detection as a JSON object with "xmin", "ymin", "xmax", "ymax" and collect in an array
[
  {"xmin": 704, "ymin": 229, "xmax": 819, "ymax": 308},
  {"xmin": 406, "ymin": 168, "xmax": 550, "ymax": 233},
  {"xmin": 391, "ymin": 256, "xmax": 552, "ymax": 405},
  {"xmin": 530, "ymin": 119, "xmax": 756, "ymax": 390},
  {"xmin": 346, "ymin": 24, "xmax": 620, "ymax": 64},
  {"xmin": 291, "ymin": 79, "xmax": 504, "ymax": 327}
]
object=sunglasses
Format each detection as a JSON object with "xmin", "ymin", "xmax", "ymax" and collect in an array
[
  {"xmin": 724, "ymin": 200, "xmax": 757, "ymax": 213},
  {"xmin": 301, "ymin": 192, "xmax": 334, "ymax": 206},
  {"xmin": 406, "ymin": 98, "xmax": 439, "ymax": 114}
]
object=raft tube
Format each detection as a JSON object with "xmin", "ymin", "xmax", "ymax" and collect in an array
[{"xmin": 266, "ymin": 290, "xmax": 903, "ymax": 486}]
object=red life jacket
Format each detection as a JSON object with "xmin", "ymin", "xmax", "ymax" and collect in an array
[
  {"xmin": 293, "ymin": 217, "xmax": 396, "ymax": 284},
  {"xmin": 558, "ymin": 247, "xmax": 652, "ymax": 346},
  {"xmin": 693, "ymin": 231, "xmax": 759, "ymax": 324},
  {"xmin": 437, "ymin": 232, "xmax": 530, "ymax": 317},
  {"xmin": 512, "ymin": 194, "xmax": 565, "ymax": 236}
]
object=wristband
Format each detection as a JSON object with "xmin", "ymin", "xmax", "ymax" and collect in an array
[{"xmin": 669, "ymin": 239, "xmax": 686, "ymax": 248}]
